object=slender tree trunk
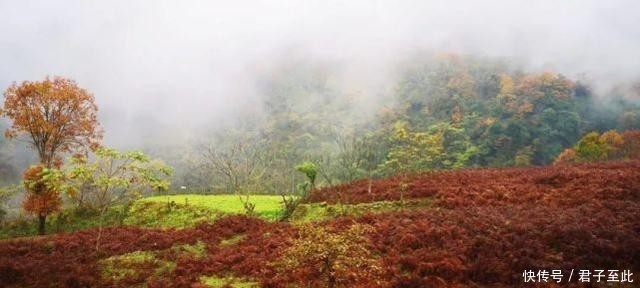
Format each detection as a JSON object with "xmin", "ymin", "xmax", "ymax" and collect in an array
[
  {"xmin": 38, "ymin": 214, "xmax": 46, "ymax": 235},
  {"xmin": 95, "ymin": 206, "xmax": 107, "ymax": 252}
]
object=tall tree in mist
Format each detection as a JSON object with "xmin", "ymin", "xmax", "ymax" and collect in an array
[
  {"xmin": 1, "ymin": 76, "xmax": 102, "ymax": 234},
  {"xmin": 0, "ymin": 76, "xmax": 103, "ymax": 168}
]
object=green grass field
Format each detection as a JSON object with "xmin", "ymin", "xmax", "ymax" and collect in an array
[
  {"xmin": 0, "ymin": 194, "xmax": 286, "ymax": 238},
  {"xmin": 1, "ymin": 194, "xmax": 433, "ymax": 238},
  {"xmin": 140, "ymin": 194, "xmax": 284, "ymax": 220},
  {"xmin": 133, "ymin": 194, "xmax": 283, "ymax": 226},
  {"xmin": 5, "ymin": 193, "xmax": 431, "ymax": 239}
]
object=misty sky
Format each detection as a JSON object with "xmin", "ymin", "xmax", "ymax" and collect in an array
[{"xmin": 1, "ymin": 0, "xmax": 639, "ymax": 148}]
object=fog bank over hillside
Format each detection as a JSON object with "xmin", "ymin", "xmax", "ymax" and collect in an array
[{"xmin": 0, "ymin": 0, "xmax": 639, "ymax": 148}]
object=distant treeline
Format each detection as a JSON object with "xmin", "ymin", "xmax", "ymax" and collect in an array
[{"xmin": 3, "ymin": 54, "xmax": 640, "ymax": 193}]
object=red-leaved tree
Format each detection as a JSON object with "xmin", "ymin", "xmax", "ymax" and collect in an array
[{"xmin": 22, "ymin": 165, "xmax": 61, "ymax": 235}]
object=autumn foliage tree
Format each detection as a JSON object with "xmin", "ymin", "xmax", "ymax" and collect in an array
[
  {"xmin": 0, "ymin": 76, "xmax": 102, "ymax": 168},
  {"xmin": 1, "ymin": 76, "xmax": 101, "ymax": 233},
  {"xmin": 381, "ymin": 121, "xmax": 444, "ymax": 174},
  {"xmin": 22, "ymin": 165, "xmax": 62, "ymax": 235},
  {"xmin": 554, "ymin": 129, "xmax": 640, "ymax": 164}
]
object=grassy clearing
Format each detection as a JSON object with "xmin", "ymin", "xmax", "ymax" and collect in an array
[
  {"xmin": 0, "ymin": 194, "xmax": 431, "ymax": 239},
  {"xmin": 291, "ymin": 197, "xmax": 433, "ymax": 223},
  {"xmin": 123, "ymin": 201, "xmax": 216, "ymax": 228},
  {"xmin": 1, "ymin": 194, "xmax": 285, "ymax": 238},
  {"xmin": 140, "ymin": 194, "xmax": 284, "ymax": 220},
  {"xmin": 2, "ymin": 194, "xmax": 427, "ymax": 239}
]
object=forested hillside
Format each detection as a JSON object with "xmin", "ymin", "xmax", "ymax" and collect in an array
[
  {"xmin": 1, "ymin": 2, "xmax": 640, "ymax": 287},
  {"xmin": 1, "ymin": 54, "xmax": 638, "ymax": 195},
  {"xmin": 173, "ymin": 54, "xmax": 640, "ymax": 195}
]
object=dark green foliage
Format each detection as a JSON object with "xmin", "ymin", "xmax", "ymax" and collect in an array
[{"xmin": 295, "ymin": 161, "xmax": 317, "ymax": 190}]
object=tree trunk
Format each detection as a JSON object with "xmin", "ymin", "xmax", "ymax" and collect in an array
[
  {"xmin": 38, "ymin": 214, "xmax": 46, "ymax": 235},
  {"xmin": 95, "ymin": 206, "xmax": 107, "ymax": 252}
]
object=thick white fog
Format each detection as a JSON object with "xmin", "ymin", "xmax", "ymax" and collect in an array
[{"xmin": 1, "ymin": 0, "xmax": 639, "ymax": 147}]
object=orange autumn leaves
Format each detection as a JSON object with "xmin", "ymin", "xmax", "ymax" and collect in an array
[
  {"xmin": 0, "ymin": 76, "xmax": 102, "ymax": 167},
  {"xmin": 22, "ymin": 165, "xmax": 61, "ymax": 219},
  {"xmin": 1, "ymin": 76, "xmax": 102, "ymax": 233},
  {"xmin": 554, "ymin": 129, "xmax": 640, "ymax": 164}
]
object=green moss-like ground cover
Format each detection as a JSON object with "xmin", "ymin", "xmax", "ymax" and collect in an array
[
  {"xmin": 140, "ymin": 194, "xmax": 284, "ymax": 220},
  {"xmin": 200, "ymin": 275, "xmax": 259, "ymax": 288}
]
